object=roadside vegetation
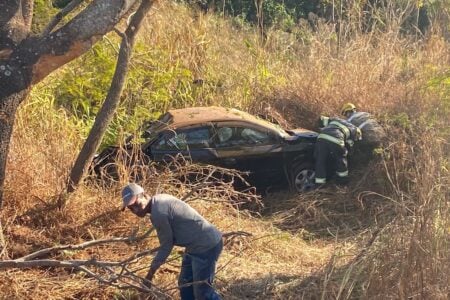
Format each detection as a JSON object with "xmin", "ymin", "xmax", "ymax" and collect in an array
[{"xmin": 1, "ymin": 1, "xmax": 448, "ymax": 299}]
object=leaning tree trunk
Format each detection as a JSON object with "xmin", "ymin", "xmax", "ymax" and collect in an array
[
  {"xmin": 0, "ymin": 0, "xmax": 139, "ymax": 208},
  {"xmin": 0, "ymin": 0, "xmax": 35, "ymax": 206},
  {"xmin": 0, "ymin": 91, "xmax": 28, "ymax": 202},
  {"xmin": 68, "ymin": 0, "xmax": 155, "ymax": 193}
]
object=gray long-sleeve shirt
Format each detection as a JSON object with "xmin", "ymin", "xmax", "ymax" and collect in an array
[{"xmin": 149, "ymin": 194, "xmax": 222, "ymax": 270}]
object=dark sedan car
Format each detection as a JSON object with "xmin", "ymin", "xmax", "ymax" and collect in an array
[{"xmin": 92, "ymin": 106, "xmax": 318, "ymax": 192}]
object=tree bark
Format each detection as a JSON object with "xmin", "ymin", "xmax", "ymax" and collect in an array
[
  {"xmin": 68, "ymin": 0, "xmax": 155, "ymax": 193},
  {"xmin": 0, "ymin": 90, "xmax": 28, "ymax": 202},
  {"xmin": 0, "ymin": 219, "xmax": 6, "ymax": 258},
  {"xmin": 0, "ymin": 0, "xmax": 138, "ymax": 207}
]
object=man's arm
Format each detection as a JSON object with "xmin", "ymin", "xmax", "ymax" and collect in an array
[
  {"xmin": 149, "ymin": 214, "xmax": 174, "ymax": 275},
  {"xmin": 144, "ymin": 214, "xmax": 174, "ymax": 287}
]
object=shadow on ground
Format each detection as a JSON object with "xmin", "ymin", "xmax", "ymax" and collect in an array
[
  {"xmin": 259, "ymin": 158, "xmax": 393, "ymax": 239},
  {"xmin": 217, "ymin": 252, "xmax": 373, "ymax": 299}
]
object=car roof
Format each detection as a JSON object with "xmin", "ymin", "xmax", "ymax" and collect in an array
[{"xmin": 163, "ymin": 106, "xmax": 286, "ymax": 134}]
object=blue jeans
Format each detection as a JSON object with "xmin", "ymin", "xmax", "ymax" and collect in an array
[{"xmin": 178, "ymin": 240, "xmax": 223, "ymax": 300}]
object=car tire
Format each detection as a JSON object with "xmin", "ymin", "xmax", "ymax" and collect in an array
[{"xmin": 290, "ymin": 163, "xmax": 315, "ymax": 193}]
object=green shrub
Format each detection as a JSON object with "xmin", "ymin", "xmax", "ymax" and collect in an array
[{"xmin": 50, "ymin": 37, "xmax": 206, "ymax": 148}]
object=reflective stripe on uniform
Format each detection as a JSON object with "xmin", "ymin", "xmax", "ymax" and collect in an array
[
  {"xmin": 315, "ymin": 177, "xmax": 326, "ymax": 184},
  {"xmin": 318, "ymin": 134, "xmax": 345, "ymax": 146},
  {"xmin": 329, "ymin": 121, "xmax": 350, "ymax": 138},
  {"xmin": 321, "ymin": 116, "xmax": 330, "ymax": 126},
  {"xmin": 336, "ymin": 170, "xmax": 349, "ymax": 177}
]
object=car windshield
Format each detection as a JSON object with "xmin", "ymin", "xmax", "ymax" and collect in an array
[
  {"xmin": 252, "ymin": 116, "xmax": 289, "ymax": 137},
  {"xmin": 266, "ymin": 120, "xmax": 289, "ymax": 135},
  {"xmin": 227, "ymin": 109, "xmax": 289, "ymax": 137}
]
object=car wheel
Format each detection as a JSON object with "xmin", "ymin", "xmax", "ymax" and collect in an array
[{"xmin": 291, "ymin": 163, "xmax": 315, "ymax": 193}]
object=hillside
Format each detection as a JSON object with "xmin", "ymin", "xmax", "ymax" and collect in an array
[{"xmin": 0, "ymin": 1, "xmax": 449, "ymax": 299}]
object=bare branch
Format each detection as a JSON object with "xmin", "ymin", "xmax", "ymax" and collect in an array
[
  {"xmin": 19, "ymin": 227, "xmax": 154, "ymax": 261},
  {"xmin": 0, "ymin": 242, "xmax": 163, "ymax": 292},
  {"xmin": 41, "ymin": 0, "xmax": 85, "ymax": 36},
  {"xmin": 31, "ymin": 0, "xmax": 138, "ymax": 83},
  {"xmin": 0, "ymin": 258, "xmax": 121, "ymax": 269},
  {"xmin": 0, "ymin": 254, "xmax": 162, "ymax": 296},
  {"xmin": 222, "ymin": 231, "xmax": 252, "ymax": 239},
  {"xmin": 0, "ymin": 227, "xmax": 249, "ymax": 297},
  {"xmin": 21, "ymin": 0, "xmax": 34, "ymax": 30},
  {"xmin": 0, "ymin": 0, "xmax": 141, "ymax": 99}
]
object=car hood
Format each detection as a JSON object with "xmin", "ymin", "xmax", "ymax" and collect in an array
[{"xmin": 284, "ymin": 128, "xmax": 318, "ymax": 141}]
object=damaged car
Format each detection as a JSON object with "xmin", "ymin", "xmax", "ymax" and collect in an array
[{"xmin": 92, "ymin": 106, "xmax": 318, "ymax": 193}]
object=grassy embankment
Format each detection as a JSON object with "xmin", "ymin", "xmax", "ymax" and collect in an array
[{"xmin": 0, "ymin": 2, "xmax": 448, "ymax": 299}]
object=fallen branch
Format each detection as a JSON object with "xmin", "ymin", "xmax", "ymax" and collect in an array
[
  {"xmin": 18, "ymin": 227, "xmax": 154, "ymax": 261},
  {"xmin": 0, "ymin": 230, "xmax": 251, "ymax": 268},
  {"xmin": 0, "ymin": 246, "xmax": 162, "ymax": 295},
  {"xmin": 0, "ymin": 229, "xmax": 251, "ymax": 297},
  {"xmin": 222, "ymin": 230, "xmax": 252, "ymax": 239}
]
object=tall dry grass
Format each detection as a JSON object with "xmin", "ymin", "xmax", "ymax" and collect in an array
[
  {"xmin": 358, "ymin": 125, "xmax": 449, "ymax": 299},
  {"xmin": 0, "ymin": 1, "xmax": 449, "ymax": 299}
]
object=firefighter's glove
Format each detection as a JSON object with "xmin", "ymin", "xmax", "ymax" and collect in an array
[{"xmin": 347, "ymin": 139, "xmax": 354, "ymax": 147}]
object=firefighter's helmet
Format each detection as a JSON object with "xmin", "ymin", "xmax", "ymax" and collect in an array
[{"xmin": 341, "ymin": 103, "xmax": 356, "ymax": 116}]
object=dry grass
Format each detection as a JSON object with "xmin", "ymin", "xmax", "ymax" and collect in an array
[{"xmin": 0, "ymin": 1, "xmax": 449, "ymax": 299}]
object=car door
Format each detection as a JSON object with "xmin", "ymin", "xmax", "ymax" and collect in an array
[
  {"xmin": 212, "ymin": 122, "xmax": 286, "ymax": 188},
  {"xmin": 147, "ymin": 124, "xmax": 218, "ymax": 165}
]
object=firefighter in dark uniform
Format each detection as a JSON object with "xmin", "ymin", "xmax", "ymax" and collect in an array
[{"xmin": 314, "ymin": 116, "xmax": 362, "ymax": 186}]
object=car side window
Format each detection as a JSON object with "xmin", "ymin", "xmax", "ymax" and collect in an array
[
  {"xmin": 152, "ymin": 127, "xmax": 211, "ymax": 151},
  {"xmin": 215, "ymin": 126, "xmax": 276, "ymax": 148},
  {"xmin": 241, "ymin": 128, "xmax": 275, "ymax": 144},
  {"xmin": 217, "ymin": 127, "xmax": 233, "ymax": 144}
]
